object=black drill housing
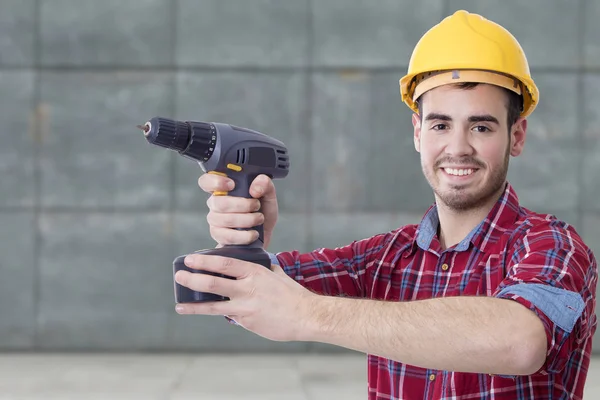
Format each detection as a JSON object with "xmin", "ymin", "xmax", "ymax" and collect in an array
[{"xmin": 140, "ymin": 116, "xmax": 290, "ymax": 303}]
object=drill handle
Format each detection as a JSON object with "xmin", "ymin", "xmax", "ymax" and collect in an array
[{"xmin": 211, "ymin": 171, "xmax": 265, "ymax": 248}]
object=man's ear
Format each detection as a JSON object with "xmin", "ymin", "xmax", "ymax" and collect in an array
[
  {"xmin": 510, "ymin": 118, "xmax": 527, "ymax": 157},
  {"xmin": 412, "ymin": 113, "xmax": 421, "ymax": 153}
]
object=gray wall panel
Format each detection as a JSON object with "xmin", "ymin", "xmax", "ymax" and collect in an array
[
  {"xmin": 0, "ymin": 71, "xmax": 36, "ymax": 207},
  {"xmin": 0, "ymin": 0, "xmax": 36, "ymax": 66},
  {"xmin": 582, "ymin": 74, "xmax": 600, "ymax": 213},
  {"xmin": 0, "ymin": 213, "xmax": 36, "ymax": 348},
  {"xmin": 37, "ymin": 212, "xmax": 174, "ymax": 350},
  {"xmin": 38, "ymin": 71, "xmax": 174, "ymax": 209},
  {"xmin": 312, "ymin": 0, "xmax": 444, "ymax": 67},
  {"xmin": 177, "ymin": 0, "xmax": 310, "ymax": 67},
  {"xmin": 40, "ymin": 0, "xmax": 173, "ymax": 66}
]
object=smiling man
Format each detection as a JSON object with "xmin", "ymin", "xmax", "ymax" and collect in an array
[
  {"xmin": 414, "ymin": 81, "xmax": 525, "ymax": 249},
  {"xmin": 176, "ymin": 10, "xmax": 597, "ymax": 399}
]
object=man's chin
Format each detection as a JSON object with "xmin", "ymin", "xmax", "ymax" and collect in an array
[
  {"xmin": 435, "ymin": 183, "xmax": 506, "ymax": 211},
  {"xmin": 439, "ymin": 182, "xmax": 477, "ymax": 196},
  {"xmin": 437, "ymin": 194, "xmax": 481, "ymax": 211}
]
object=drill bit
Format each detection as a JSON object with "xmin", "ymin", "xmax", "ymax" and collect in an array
[{"xmin": 136, "ymin": 122, "xmax": 151, "ymax": 137}]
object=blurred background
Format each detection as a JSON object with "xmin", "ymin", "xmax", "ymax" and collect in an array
[{"xmin": 1, "ymin": 0, "xmax": 599, "ymax": 398}]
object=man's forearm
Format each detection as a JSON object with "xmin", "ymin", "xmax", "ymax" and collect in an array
[{"xmin": 302, "ymin": 295, "xmax": 547, "ymax": 376}]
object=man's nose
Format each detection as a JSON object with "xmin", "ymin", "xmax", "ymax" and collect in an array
[{"xmin": 445, "ymin": 130, "xmax": 474, "ymax": 156}]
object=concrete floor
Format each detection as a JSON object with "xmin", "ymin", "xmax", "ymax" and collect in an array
[{"xmin": 0, "ymin": 353, "xmax": 599, "ymax": 399}]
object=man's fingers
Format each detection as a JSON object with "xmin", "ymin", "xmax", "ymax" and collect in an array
[
  {"xmin": 174, "ymin": 270, "xmax": 237, "ymax": 298},
  {"xmin": 175, "ymin": 301, "xmax": 234, "ymax": 316},
  {"xmin": 198, "ymin": 173, "xmax": 234, "ymax": 194},
  {"xmin": 184, "ymin": 254, "xmax": 258, "ymax": 279},
  {"xmin": 206, "ymin": 211, "xmax": 264, "ymax": 229},
  {"xmin": 209, "ymin": 226, "xmax": 259, "ymax": 245},
  {"xmin": 207, "ymin": 195, "xmax": 261, "ymax": 213}
]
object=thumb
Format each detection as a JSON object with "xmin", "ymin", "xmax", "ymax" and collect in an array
[
  {"xmin": 250, "ymin": 174, "xmax": 276, "ymax": 202},
  {"xmin": 249, "ymin": 174, "xmax": 278, "ymax": 247}
]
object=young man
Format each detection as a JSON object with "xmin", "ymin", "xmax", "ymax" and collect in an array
[{"xmin": 174, "ymin": 10, "xmax": 598, "ymax": 399}]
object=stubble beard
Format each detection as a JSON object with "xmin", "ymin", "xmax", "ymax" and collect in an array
[{"xmin": 423, "ymin": 145, "xmax": 510, "ymax": 212}]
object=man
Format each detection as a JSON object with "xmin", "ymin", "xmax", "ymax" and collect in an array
[{"xmin": 174, "ymin": 10, "xmax": 598, "ymax": 399}]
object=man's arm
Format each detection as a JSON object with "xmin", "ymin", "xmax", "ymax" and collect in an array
[
  {"xmin": 302, "ymin": 294, "xmax": 547, "ymax": 376},
  {"xmin": 302, "ymin": 219, "xmax": 597, "ymax": 377}
]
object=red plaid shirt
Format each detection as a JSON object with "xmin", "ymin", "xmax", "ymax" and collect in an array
[{"xmin": 273, "ymin": 183, "xmax": 597, "ymax": 399}]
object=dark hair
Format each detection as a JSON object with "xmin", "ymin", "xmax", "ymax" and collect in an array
[{"xmin": 415, "ymin": 82, "xmax": 523, "ymax": 131}]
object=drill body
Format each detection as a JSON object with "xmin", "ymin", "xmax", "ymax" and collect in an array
[{"xmin": 139, "ymin": 117, "xmax": 289, "ymax": 303}]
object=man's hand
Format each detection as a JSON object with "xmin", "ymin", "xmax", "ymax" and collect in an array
[
  {"xmin": 174, "ymin": 254, "xmax": 316, "ymax": 342},
  {"xmin": 198, "ymin": 173, "xmax": 279, "ymax": 249}
]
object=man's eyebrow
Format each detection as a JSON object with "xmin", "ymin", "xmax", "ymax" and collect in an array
[
  {"xmin": 424, "ymin": 113, "xmax": 452, "ymax": 121},
  {"xmin": 468, "ymin": 114, "xmax": 500, "ymax": 124},
  {"xmin": 423, "ymin": 113, "xmax": 500, "ymax": 125}
]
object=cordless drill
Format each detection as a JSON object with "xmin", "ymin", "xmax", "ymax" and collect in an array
[{"xmin": 137, "ymin": 116, "xmax": 290, "ymax": 303}]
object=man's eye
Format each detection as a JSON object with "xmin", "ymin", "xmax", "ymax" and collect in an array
[
  {"xmin": 474, "ymin": 125, "xmax": 490, "ymax": 133},
  {"xmin": 432, "ymin": 124, "xmax": 447, "ymax": 130}
]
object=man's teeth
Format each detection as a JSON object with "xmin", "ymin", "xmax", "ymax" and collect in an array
[{"xmin": 444, "ymin": 168, "xmax": 474, "ymax": 176}]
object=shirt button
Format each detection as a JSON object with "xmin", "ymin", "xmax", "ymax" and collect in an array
[
  {"xmin": 429, "ymin": 373, "xmax": 436, "ymax": 381},
  {"xmin": 441, "ymin": 263, "xmax": 449, "ymax": 271}
]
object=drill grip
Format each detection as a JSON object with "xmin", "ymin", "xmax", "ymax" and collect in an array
[{"xmin": 213, "ymin": 171, "xmax": 264, "ymax": 248}]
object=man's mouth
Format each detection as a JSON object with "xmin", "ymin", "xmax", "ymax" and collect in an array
[{"xmin": 442, "ymin": 167, "xmax": 477, "ymax": 176}]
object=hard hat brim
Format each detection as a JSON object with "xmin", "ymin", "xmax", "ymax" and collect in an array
[
  {"xmin": 400, "ymin": 69, "xmax": 539, "ymax": 118},
  {"xmin": 411, "ymin": 70, "xmax": 522, "ymax": 101}
]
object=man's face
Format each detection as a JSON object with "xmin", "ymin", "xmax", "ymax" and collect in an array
[{"xmin": 412, "ymin": 83, "xmax": 527, "ymax": 211}]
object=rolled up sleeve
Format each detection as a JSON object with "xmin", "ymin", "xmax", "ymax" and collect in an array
[{"xmin": 493, "ymin": 220, "xmax": 598, "ymax": 374}]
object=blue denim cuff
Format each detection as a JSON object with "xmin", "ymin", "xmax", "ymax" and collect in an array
[
  {"xmin": 496, "ymin": 283, "xmax": 585, "ymax": 333},
  {"xmin": 268, "ymin": 252, "xmax": 280, "ymax": 266}
]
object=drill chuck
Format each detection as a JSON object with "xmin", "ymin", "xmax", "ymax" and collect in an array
[{"xmin": 139, "ymin": 117, "xmax": 217, "ymax": 162}]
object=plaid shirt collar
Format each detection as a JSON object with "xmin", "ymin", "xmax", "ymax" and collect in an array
[{"xmin": 412, "ymin": 181, "xmax": 521, "ymax": 255}]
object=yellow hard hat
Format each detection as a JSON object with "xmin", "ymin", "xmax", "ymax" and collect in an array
[{"xmin": 399, "ymin": 10, "xmax": 539, "ymax": 117}]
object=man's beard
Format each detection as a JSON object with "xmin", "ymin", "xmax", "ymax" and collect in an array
[{"xmin": 424, "ymin": 145, "xmax": 510, "ymax": 212}]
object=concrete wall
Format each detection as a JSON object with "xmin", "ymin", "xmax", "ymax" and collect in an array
[{"xmin": 1, "ymin": 0, "xmax": 599, "ymax": 352}]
